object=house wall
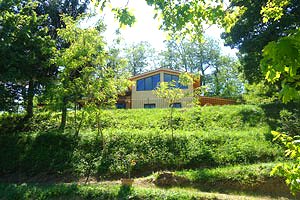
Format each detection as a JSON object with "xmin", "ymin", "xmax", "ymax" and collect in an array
[{"xmin": 131, "ymin": 71, "xmax": 194, "ymax": 109}]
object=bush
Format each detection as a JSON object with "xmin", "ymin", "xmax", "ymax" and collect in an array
[
  {"xmin": 0, "ymin": 105, "xmax": 285, "ymax": 179},
  {"xmin": 2, "ymin": 127, "xmax": 284, "ymax": 178},
  {"xmin": 277, "ymin": 109, "xmax": 300, "ymax": 136},
  {"xmin": 0, "ymin": 183, "xmax": 220, "ymax": 200}
]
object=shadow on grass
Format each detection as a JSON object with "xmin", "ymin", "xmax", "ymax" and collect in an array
[
  {"xmin": 260, "ymin": 101, "xmax": 300, "ymax": 130},
  {"xmin": 117, "ymin": 185, "xmax": 134, "ymax": 199},
  {"xmin": 0, "ymin": 129, "xmax": 79, "ymax": 184}
]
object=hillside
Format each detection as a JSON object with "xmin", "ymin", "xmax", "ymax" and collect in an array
[{"xmin": 0, "ymin": 104, "xmax": 295, "ymax": 199}]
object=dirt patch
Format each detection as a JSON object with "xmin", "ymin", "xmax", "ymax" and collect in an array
[
  {"xmin": 152, "ymin": 173, "xmax": 297, "ymax": 199},
  {"xmin": 153, "ymin": 172, "xmax": 190, "ymax": 186},
  {"xmin": 0, "ymin": 172, "xmax": 78, "ymax": 184}
]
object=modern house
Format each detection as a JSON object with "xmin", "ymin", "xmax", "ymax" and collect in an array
[
  {"xmin": 116, "ymin": 68, "xmax": 199, "ymax": 109},
  {"xmin": 116, "ymin": 68, "xmax": 237, "ymax": 109}
]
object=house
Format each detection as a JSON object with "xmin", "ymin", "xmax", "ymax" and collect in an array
[
  {"xmin": 116, "ymin": 68, "xmax": 237, "ymax": 109},
  {"xmin": 116, "ymin": 68, "xmax": 199, "ymax": 109}
]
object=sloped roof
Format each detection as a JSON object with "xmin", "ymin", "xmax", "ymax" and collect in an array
[{"xmin": 129, "ymin": 68, "xmax": 182, "ymax": 80}]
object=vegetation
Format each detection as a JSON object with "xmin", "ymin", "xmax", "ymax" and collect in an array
[
  {"xmin": 0, "ymin": 105, "xmax": 285, "ymax": 180},
  {"xmin": 1, "ymin": 0, "xmax": 300, "ymax": 198},
  {"xmin": 0, "ymin": 183, "xmax": 234, "ymax": 200}
]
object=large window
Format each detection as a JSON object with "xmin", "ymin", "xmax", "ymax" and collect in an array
[
  {"xmin": 163, "ymin": 73, "xmax": 188, "ymax": 89},
  {"xmin": 136, "ymin": 74, "xmax": 160, "ymax": 91},
  {"xmin": 116, "ymin": 103, "xmax": 126, "ymax": 109},
  {"xmin": 144, "ymin": 104, "xmax": 156, "ymax": 108},
  {"xmin": 171, "ymin": 103, "xmax": 182, "ymax": 108}
]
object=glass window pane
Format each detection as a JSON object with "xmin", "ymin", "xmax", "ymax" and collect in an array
[
  {"xmin": 145, "ymin": 77, "xmax": 152, "ymax": 90},
  {"xmin": 172, "ymin": 103, "xmax": 182, "ymax": 108},
  {"xmin": 144, "ymin": 104, "xmax": 156, "ymax": 108},
  {"xmin": 172, "ymin": 75, "xmax": 179, "ymax": 82},
  {"xmin": 152, "ymin": 74, "xmax": 160, "ymax": 89},
  {"xmin": 172, "ymin": 75, "xmax": 179, "ymax": 87},
  {"xmin": 116, "ymin": 103, "xmax": 126, "ymax": 109},
  {"xmin": 180, "ymin": 84, "xmax": 188, "ymax": 89},
  {"xmin": 164, "ymin": 73, "xmax": 172, "ymax": 82},
  {"xmin": 137, "ymin": 79, "xmax": 144, "ymax": 91}
]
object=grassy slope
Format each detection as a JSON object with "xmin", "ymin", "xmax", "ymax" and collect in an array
[
  {"xmin": 0, "ymin": 183, "xmax": 293, "ymax": 200},
  {"xmin": 0, "ymin": 104, "xmax": 292, "ymax": 199}
]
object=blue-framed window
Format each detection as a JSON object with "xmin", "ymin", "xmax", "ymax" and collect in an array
[
  {"xmin": 163, "ymin": 73, "xmax": 188, "ymax": 89},
  {"xmin": 136, "ymin": 74, "xmax": 160, "ymax": 91}
]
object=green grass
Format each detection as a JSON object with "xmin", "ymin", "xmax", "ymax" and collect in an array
[
  {"xmin": 0, "ymin": 104, "xmax": 285, "ymax": 179},
  {"xmin": 0, "ymin": 182, "xmax": 287, "ymax": 200},
  {"xmin": 174, "ymin": 162, "xmax": 282, "ymax": 185}
]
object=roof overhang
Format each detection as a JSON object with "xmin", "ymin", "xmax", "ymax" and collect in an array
[{"xmin": 129, "ymin": 68, "xmax": 183, "ymax": 81}]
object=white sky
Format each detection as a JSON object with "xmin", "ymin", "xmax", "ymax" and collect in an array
[{"xmin": 87, "ymin": 0, "xmax": 237, "ymax": 57}]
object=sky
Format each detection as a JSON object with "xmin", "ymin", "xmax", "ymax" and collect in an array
[{"xmin": 87, "ymin": 0, "xmax": 237, "ymax": 57}]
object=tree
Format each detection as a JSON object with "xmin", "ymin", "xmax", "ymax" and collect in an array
[
  {"xmin": 160, "ymin": 37, "xmax": 222, "ymax": 86},
  {"xmin": 52, "ymin": 16, "xmax": 130, "ymax": 131},
  {"xmin": 0, "ymin": 0, "xmax": 56, "ymax": 118},
  {"xmin": 222, "ymin": 0, "xmax": 300, "ymax": 84},
  {"xmin": 260, "ymin": 0, "xmax": 300, "ymax": 195},
  {"xmin": 261, "ymin": 31, "xmax": 300, "ymax": 103},
  {"xmin": 36, "ymin": 0, "xmax": 90, "ymax": 39},
  {"xmin": 0, "ymin": 0, "xmax": 90, "ymax": 116},
  {"xmin": 123, "ymin": 41, "xmax": 156, "ymax": 76},
  {"xmin": 154, "ymin": 73, "xmax": 193, "ymax": 139},
  {"xmin": 206, "ymin": 56, "xmax": 244, "ymax": 97}
]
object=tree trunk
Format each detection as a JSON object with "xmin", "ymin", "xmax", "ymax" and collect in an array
[
  {"xmin": 200, "ymin": 68, "xmax": 206, "ymax": 86},
  {"xmin": 25, "ymin": 79, "xmax": 34, "ymax": 119},
  {"xmin": 59, "ymin": 96, "xmax": 67, "ymax": 130}
]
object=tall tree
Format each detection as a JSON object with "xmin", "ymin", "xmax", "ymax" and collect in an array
[
  {"xmin": 206, "ymin": 56, "xmax": 244, "ymax": 97},
  {"xmin": 0, "ymin": 0, "xmax": 56, "ymax": 118},
  {"xmin": 160, "ymin": 37, "xmax": 222, "ymax": 86},
  {"xmin": 123, "ymin": 41, "xmax": 156, "ymax": 76},
  {"xmin": 0, "ymin": 0, "xmax": 90, "ymax": 116},
  {"xmin": 222, "ymin": 0, "xmax": 300, "ymax": 84},
  {"xmin": 52, "ymin": 16, "xmax": 130, "ymax": 130}
]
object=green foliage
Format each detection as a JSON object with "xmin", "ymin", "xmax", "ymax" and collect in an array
[
  {"xmin": 277, "ymin": 109, "xmax": 300, "ymax": 137},
  {"xmin": 0, "ymin": 112, "xmax": 60, "ymax": 134},
  {"xmin": 271, "ymin": 131, "xmax": 300, "ymax": 194},
  {"xmin": 112, "ymin": 7, "xmax": 136, "ymax": 27},
  {"xmin": 146, "ymin": 0, "xmax": 225, "ymax": 39},
  {"xmin": 0, "ymin": 131, "xmax": 76, "ymax": 175},
  {"xmin": 222, "ymin": 0, "xmax": 300, "ymax": 84},
  {"xmin": 261, "ymin": 30, "xmax": 300, "ymax": 103},
  {"xmin": 175, "ymin": 162, "xmax": 280, "ymax": 185},
  {"xmin": 0, "ymin": 0, "xmax": 57, "ymax": 116},
  {"xmin": 261, "ymin": 0, "xmax": 291, "ymax": 23},
  {"xmin": 206, "ymin": 56, "xmax": 244, "ymax": 97},
  {"xmin": 0, "ymin": 105, "xmax": 286, "ymax": 179},
  {"xmin": 49, "ymin": 16, "xmax": 131, "ymax": 130},
  {"xmin": 0, "ymin": 183, "xmax": 222, "ymax": 200},
  {"xmin": 123, "ymin": 41, "xmax": 156, "ymax": 75},
  {"xmin": 243, "ymin": 81, "xmax": 277, "ymax": 104},
  {"xmin": 0, "ymin": 124, "xmax": 283, "ymax": 178}
]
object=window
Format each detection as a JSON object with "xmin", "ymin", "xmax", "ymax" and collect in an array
[
  {"xmin": 136, "ymin": 74, "xmax": 160, "ymax": 91},
  {"xmin": 171, "ymin": 103, "xmax": 182, "ymax": 108},
  {"xmin": 144, "ymin": 104, "xmax": 156, "ymax": 108},
  {"xmin": 163, "ymin": 73, "xmax": 188, "ymax": 89},
  {"xmin": 116, "ymin": 103, "xmax": 126, "ymax": 109},
  {"xmin": 137, "ymin": 79, "xmax": 145, "ymax": 91}
]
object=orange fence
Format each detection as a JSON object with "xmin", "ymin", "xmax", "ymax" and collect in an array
[{"xmin": 199, "ymin": 96, "xmax": 236, "ymax": 106}]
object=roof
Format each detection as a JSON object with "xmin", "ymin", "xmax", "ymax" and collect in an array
[{"xmin": 129, "ymin": 68, "xmax": 183, "ymax": 80}]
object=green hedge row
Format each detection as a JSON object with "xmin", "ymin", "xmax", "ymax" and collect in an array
[
  {"xmin": 0, "ymin": 128, "xmax": 283, "ymax": 178},
  {"xmin": 0, "ymin": 183, "xmax": 220, "ymax": 200},
  {"xmin": 0, "ymin": 105, "xmax": 267, "ymax": 135},
  {"xmin": 174, "ymin": 162, "xmax": 280, "ymax": 185}
]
